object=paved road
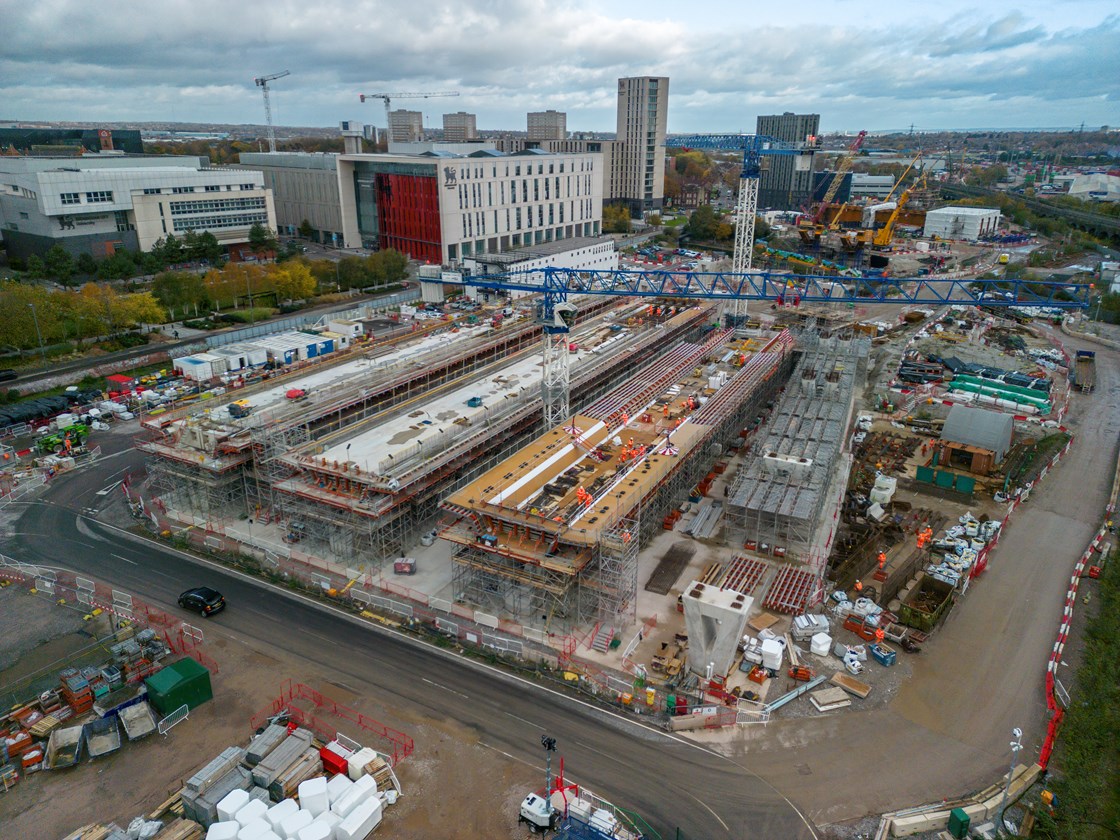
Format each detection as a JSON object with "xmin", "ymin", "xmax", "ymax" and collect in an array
[
  {"xmin": 7, "ymin": 443, "xmax": 816, "ymax": 840},
  {"xmin": 6, "ymin": 330, "xmax": 1117, "ymax": 833}
]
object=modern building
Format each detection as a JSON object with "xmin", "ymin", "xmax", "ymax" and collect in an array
[
  {"xmin": 850, "ymin": 174, "xmax": 897, "ymax": 199},
  {"xmin": 0, "ymin": 126, "xmax": 144, "ymax": 156},
  {"xmin": 611, "ymin": 76, "xmax": 669, "ymax": 216},
  {"xmin": 0, "ymin": 156, "xmax": 276, "ymax": 260},
  {"xmin": 462, "ymin": 236, "xmax": 618, "ymax": 298},
  {"xmin": 337, "ymin": 148, "xmax": 603, "ymax": 265},
  {"xmin": 923, "ymin": 206, "xmax": 1001, "ymax": 241},
  {"xmin": 388, "ymin": 110, "xmax": 424, "ymax": 144},
  {"xmin": 527, "ymin": 110, "xmax": 567, "ymax": 141},
  {"xmin": 756, "ymin": 112, "xmax": 820, "ymax": 210},
  {"xmin": 235, "ymin": 152, "xmax": 342, "ymax": 245},
  {"xmin": 442, "ymin": 112, "xmax": 478, "ymax": 143}
]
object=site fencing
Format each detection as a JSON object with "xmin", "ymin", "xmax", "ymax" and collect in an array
[
  {"xmin": 0, "ymin": 551, "xmax": 219, "ymax": 711},
  {"xmin": 249, "ymin": 680, "xmax": 414, "ymax": 768}
]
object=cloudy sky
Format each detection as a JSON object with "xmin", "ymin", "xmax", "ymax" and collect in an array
[{"xmin": 3, "ymin": 0, "xmax": 1117, "ymax": 134}]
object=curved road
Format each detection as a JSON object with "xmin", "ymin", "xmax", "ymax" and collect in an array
[
  {"xmin": 5, "ymin": 331, "xmax": 1117, "ymax": 836},
  {"xmin": 8, "ymin": 444, "xmax": 816, "ymax": 840}
]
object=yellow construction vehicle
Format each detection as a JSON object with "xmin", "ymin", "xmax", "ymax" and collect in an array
[{"xmin": 872, "ymin": 171, "xmax": 928, "ymax": 250}]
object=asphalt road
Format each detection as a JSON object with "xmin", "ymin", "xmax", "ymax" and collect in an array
[
  {"xmin": 6, "ymin": 327, "xmax": 1117, "ymax": 836},
  {"xmin": 8, "ymin": 442, "xmax": 817, "ymax": 839}
]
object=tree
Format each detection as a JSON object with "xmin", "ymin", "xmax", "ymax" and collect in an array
[
  {"xmin": 197, "ymin": 232, "xmax": 223, "ymax": 263},
  {"xmin": 686, "ymin": 205, "xmax": 718, "ymax": 240},
  {"xmin": 648, "ymin": 214, "xmax": 662, "ymax": 227},
  {"xmin": 603, "ymin": 204, "xmax": 631, "ymax": 233},
  {"xmin": 76, "ymin": 252, "xmax": 98, "ymax": 277},
  {"xmin": 25, "ymin": 255, "xmax": 46, "ymax": 279},
  {"xmin": 43, "ymin": 246, "xmax": 75, "ymax": 284},
  {"xmin": 335, "ymin": 256, "xmax": 367, "ymax": 290},
  {"xmin": 272, "ymin": 262, "xmax": 316, "ymax": 301},
  {"xmin": 157, "ymin": 234, "xmax": 184, "ymax": 265},
  {"xmin": 298, "ymin": 219, "xmax": 313, "ymax": 238},
  {"xmin": 249, "ymin": 223, "xmax": 278, "ymax": 258},
  {"xmin": 754, "ymin": 216, "xmax": 772, "ymax": 239},
  {"xmin": 96, "ymin": 252, "xmax": 138, "ymax": 280}
]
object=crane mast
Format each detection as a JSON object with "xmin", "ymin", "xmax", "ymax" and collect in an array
[{"xmin": 254, "ymin": 70, "xmax": 291, "ymax": 154}]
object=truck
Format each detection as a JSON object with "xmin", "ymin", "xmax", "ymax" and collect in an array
[{"xmin": 1073, "ymin": 350, "xmax": 1096, "ymax": 393}]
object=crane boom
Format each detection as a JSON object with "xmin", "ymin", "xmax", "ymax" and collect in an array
[
  {"xmin": 359, "ymin": 91, "xmax": 461, "ymax": 143},
  {"xmin": 813, "ymin": 130, "xmax": 868, "ymax": 222},
  {"xmin": 254, "ymin": 70, "xmax": 291, "ymax": 154}
]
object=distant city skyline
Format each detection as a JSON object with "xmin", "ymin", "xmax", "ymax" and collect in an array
[{"xmin": 2, "ymin": 0, "xmax": 1115, "ymax": 134}]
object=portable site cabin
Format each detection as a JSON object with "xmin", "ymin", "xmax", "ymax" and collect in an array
[
  {"xmin": 210, "ymin": 342, "xmax": 268, "ymax": 372},
  {"xmin": 144, "ymin": 657, "xmax": 213, "ymax": 716},
  {"xmin": 327, "ymin": 319, "xmax": 364, "ymax": 339},
  {"xmin": 173, "ymin": 353, "xmax": 229, "ymax": 382}
]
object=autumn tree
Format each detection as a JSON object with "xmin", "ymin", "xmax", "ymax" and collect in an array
[
  {"xmin": 43, "ymin": 246, "xmax": 75, "ymax": 285},
  {"xmin": 248, "ymin": 223, "xmax": 278, "ymax": 258},
  {"xmin": 603, "ymin": 204, "xmax": 632, "ymax": 233}
]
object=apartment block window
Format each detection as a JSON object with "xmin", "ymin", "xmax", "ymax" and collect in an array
[
  {"xmin": 171, "ymin": 186, "xmax": 195, "ymax": 194},
  {"xmin": 85, "ymin": 190, "xmax": 113, "ymax": 203},
  {"xmin": 142, "ymin": 188, "xmax": 161, "ymax": 195},
  {"xmin": 60, "ymin": 192, "xmax": 80, "ymax": 205},
  {"xmin": 240, "ymin": 183, "xmax": 256, "ymax": 190},
  {"xmin": 204, "ymin": 185, "xmax": 221, "ymax": 192},
  {"xmin": 515, "ymin": 165, "xmax": 521, "ymax": 176}
]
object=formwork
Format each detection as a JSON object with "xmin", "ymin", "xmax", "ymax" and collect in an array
[
  {"xmin": 725, "ymin": 331, "xmax": 869, "ymax": 559},
  {"xmin": 442, "ymin": 329, "xmax": 796, "ymax": 631}
]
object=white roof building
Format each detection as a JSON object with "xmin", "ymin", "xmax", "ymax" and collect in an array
[{"xmin": 923, "ymin": 206, "xmax": 1001, "ymax": 241}]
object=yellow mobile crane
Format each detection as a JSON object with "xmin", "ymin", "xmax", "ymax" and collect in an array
[{"xmin": 872, "ymin": 170, "xmax": 928, "ymax": 250}]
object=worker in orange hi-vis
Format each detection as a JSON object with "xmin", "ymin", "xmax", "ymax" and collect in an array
[
  {"xmin": 854, "ymin": 579, "xmax": 863, "ymax": 593},
  {"xmin": 874, "ymin": 628, "xmax": 885, "ymax": 645},
  {"xmin": 877, "ymin": 550, "xmax": 887, "ymax": 571},
  {"xmin": 663, "ymin": 404, "xmax": 670, "ymax": 419}
]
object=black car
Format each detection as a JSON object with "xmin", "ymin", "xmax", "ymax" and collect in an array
[{"xmin": 178, "ymin": 587, "xmax": 226, "ymax": 617}]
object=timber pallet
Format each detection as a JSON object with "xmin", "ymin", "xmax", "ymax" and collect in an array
[
  {"xmin": 153, "ymin": 818, "xmax": 203, "ymax": 840},
  {"xmin": 148, "ymin": 790, "xmax": 183, "ymax": 821},
  {"xmin": 697, "ymin": 562, "xmax": 723, "ymax": 587}
]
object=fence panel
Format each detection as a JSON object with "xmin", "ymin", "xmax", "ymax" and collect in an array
[{"xmin": 158, "ymin": 704, "xmax": 190, "ymax": 735}]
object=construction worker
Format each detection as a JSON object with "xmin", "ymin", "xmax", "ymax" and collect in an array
[
  {"xmin": 874, "ymin": 628, "xmax": 885, "ymax": 645},
  {"xmin": 662, "ymin": 404, "xmax": 670, "ymax": 419},
  {"xmin": 854, "ymin": 579, "xmax": 863, "ymax": 594},
  {"xmin": 877, "ymin": 550, "xmax": 887, "ymax": 571}
]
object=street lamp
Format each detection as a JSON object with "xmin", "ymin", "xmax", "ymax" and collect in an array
[
  {"xmin": 27, "ymin": 303, "xmax": 46, "ymax": 360},
  {"xmin": 997, "ymin": 727, "xmax": 1024, "ymax": 835}
]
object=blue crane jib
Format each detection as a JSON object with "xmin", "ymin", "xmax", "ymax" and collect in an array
[{"xmin": 671, "ymin": 134, "xmax": 812, "ymax": 178}]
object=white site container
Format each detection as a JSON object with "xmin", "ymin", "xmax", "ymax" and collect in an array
[
  {"xmin": 761, "ymin": 639, "xmax": 784, "ymax": 670},
  {"xmin": 335, "ymin": 797, "xmax": 383, "ymax": 840},
  {"xmin": 810, "ymin": 632, "xmax": 832, "ymax": 657},
  {"xmin": 266, "ymin": 799, "xmax": 299, "ymax": 831},
  {"xmin": 346, "ymin": 747, "xmax": 378, "ymax": 781},
  {"xmin": 235, "ymin": 799, "xmax": 270, "ymax": 828},
  {"xmin": 331, "ymin": 774, "xmax": 377, "ymax": 819},
  {"xmin": 326, "ymin": 773, "xmax": 354, "ymax": 806},
  {"xmin": 297, "ymin": 777, "xmax": 330, "ymax": 818},
  {"xmin": 278, "ymin": 809, "xmax": 314, "ymax": 840},
  {"xmin": 206, "ymin": 823, "xmax": 241, "ymax": 840},
  {"xmin": 217, "ymin": 790, "xmax": 251, "ymax": 824}
]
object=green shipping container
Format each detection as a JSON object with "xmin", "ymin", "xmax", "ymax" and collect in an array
[
  {"xmin": 948, "ymin": 806, "xmax": 970, "ymax": 838},
  {"xmin": 144, "ymin": 657, "xmax": 213, "ymax": 716}
]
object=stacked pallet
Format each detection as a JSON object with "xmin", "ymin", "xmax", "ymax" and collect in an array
[
  {"xmin": 267, "ymin": 747, "xmax": 321, "ymax": 801},
  {"xmin": 58, "ymin": 669, "xmax": 94, "ymax": 716},
  {"xmin": 152, "ymin": 818, "xmax": 203, "ymax": 840},
  {"xmin": 251, "ymin": 728, "xmax": 313, "ymax": 789},
  {"xmin": 180, "ymin": 747, "xmax": 251, "ymax": 828},
  {"xmin": 61, "ymin": 824, "xmax": 127, "ymax": 840}
]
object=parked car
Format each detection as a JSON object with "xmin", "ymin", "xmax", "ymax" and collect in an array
[{"xmin": 178, "ymin": 587, "xmax": 226, "ymax": 617}]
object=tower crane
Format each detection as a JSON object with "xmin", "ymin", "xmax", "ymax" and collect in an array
[
  {"xmin": 798, "ymin": 130, "xmax": 868, "ymax": 242},
  {"xmin": 439, "ymin": 264, "xmax": 1084, "ymax": 427},
  {"xmin": 672, "ymin": 134, "xmax": 816, "ymax": 325},
  {"xmin": 359, "ymin": 91, "xmax": 460, "ymax": 144},
  {"xmin": 254, "ymin": 70, "xmax": 290, "ymax": 154}
]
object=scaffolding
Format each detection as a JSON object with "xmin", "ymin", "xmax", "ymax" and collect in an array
[
  {"xmin": 444, "ymin": 329, "xmax": 797, "ymax": 631},
  {"xmin": 725, "ymin": 331, "xmax": 869, "ymax": 558}
]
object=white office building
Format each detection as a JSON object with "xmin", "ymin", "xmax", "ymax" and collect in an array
[
  {"xmin": 337, "ymin": 148, "xmax": 603, "ymax": 265},
  {"xmin": 0, "ymin": 155, "xmax": 276, "ymax": 259},
  {"xmin": 463, "ymin": 236, "xmax": 618, "ymax": 298}
]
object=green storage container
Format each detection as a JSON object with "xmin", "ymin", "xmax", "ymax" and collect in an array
[
  {"xmin": 948, "ymin": 806, "xmax": 970, "ymax": 838},
  {"xmin": 144, "ymin": 657, "xmax": 213, "ymax": 716}
]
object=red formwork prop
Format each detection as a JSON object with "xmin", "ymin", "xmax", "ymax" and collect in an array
[
  {"xmin": 762, "ymin": 566, "xmax": 817, "ymax": 614},
  {"xmin": 720, "ymin": 556, "xmax": 768, "ymax": 595},
  {"xmin": 250, "ymin": 680, "xmax": 414, "ymax": 768}
]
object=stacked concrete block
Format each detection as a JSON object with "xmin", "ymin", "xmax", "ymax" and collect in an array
[
  {"xmin": 296, "ymin": 824, "xmax": 331, "ymax": 840},
  {"xmin": 312, "ymin": 811, "xmax": 341, "ymax": 836},
  {"xmin": 183, "ymin": 766, "xmax": 253, "ymax": 827},
  {"xmin": 336, "ymin": 797, "xmax": 383, "ymax": 840},
  {"xmin": 246, "ymin": 725, "xmax": 289, "ymax": 766},
  {"xmin": 346, "ymin": 747, "xmax": 377, "ymax": 781},
  {"xmin": 251, "ymin": 728, "xmax": 313, "ymax": 790},
  {"xmin": 297, "ymin": 777, "xmax": 329, "ymax": 818}
]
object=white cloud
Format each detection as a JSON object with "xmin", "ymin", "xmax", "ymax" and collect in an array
[{"xmin": 0, "ymin": 0, "xmax": 1115, "ymax": 131}]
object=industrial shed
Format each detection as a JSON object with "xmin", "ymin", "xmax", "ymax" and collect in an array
[
  {"xmin": 923, "ymin": 206, "xmax": 1001, "ymax": 241},
  {"xmin": 936, "ymin": 404, "xmax": 1013, "ymax": 474}
]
